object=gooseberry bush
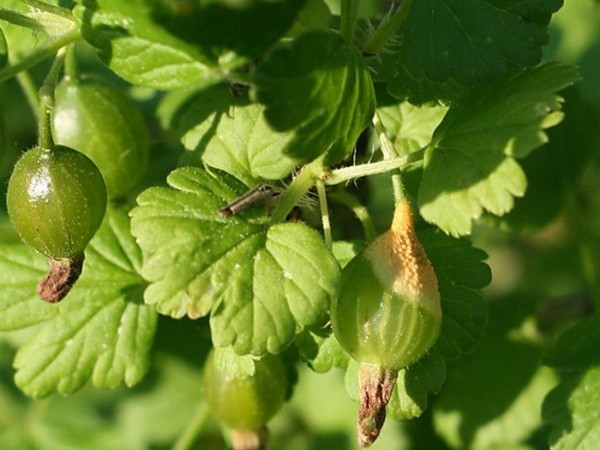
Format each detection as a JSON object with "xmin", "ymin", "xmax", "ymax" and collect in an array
[{"xmin": 1, "ymin": 0, "xmax": 600, "ymax": 449}]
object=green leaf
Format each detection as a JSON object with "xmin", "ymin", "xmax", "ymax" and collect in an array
[
  {"xmin": 0, "ymin": 246, "xmax": 57, "ymax": 330},
  {"xmin": 0, "ymin": 27, "xmax": 7, "ymax": 70},
  {"xmin": 213, "ymin": 346, "xmax": 256, "ymax": 378},
  {"xmin": 130, "ymin": 167, "xmax": 340, "ymax": 355},
  {"xmin": 118, "ymin": 354, "xmax": 206, "ymax": 449},
  {"xmin": 73, "ymin": 0, "xmax": 306, "ymax": 90},
  {"xmin": 177, "ymin": 84, "xmax": 300, "ymax": 185},
  {"xmin": 295, "ymin": 327, "xmax": 349, "ymax": 373},
  {"xmin": 544, "ymin": 313, "xmax": 600, "ymax": 371},
  {"xmin": 377, "ymin": 102, "xmax": 447, "ymax": 156},
  {"xmin": 543, "ymin": 366, "xmax": 600, "ymax": 450},
  {"xmin": 420, "ymin": 228, "xmax": 490, "ymax": 359},
  {"xmin": 418, "ymin": 64, "xmax": 579, "ymax": 236},
  {"xmin": 73, "ymin": 0, "xmax": 222, "ymax": 90},
  {"xmin": 253, "ymin": 29, "xmax": 375, "ymax": 163},
  {"xmin": 492, "ymin": 88, "xmax": 598, "ymax": 231},
  {"xmin": 388, "ymin": 348, "xmax": 446, "ymax": 420},
  {"xmin": 434, "ymin": 332, "xmax": 557, "ymax": 450},
  {"xmin": 431, "ymin": 292, "xmax": 557, "ymax": 450},
  {"xmin": 12, "ymin": 207, "xmax": 157, "ymax": 398},
  {"xmin": 151, "ymin": 0, "xmax": 306, "ymax": 61},
  {"xmin": 398, "ymin": 0, "xmax": 562, "ymax": 87}
]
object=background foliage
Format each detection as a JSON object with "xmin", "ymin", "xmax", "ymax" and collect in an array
[{"xmin": 0, "ymin": 0, "xmax": 599, "ymax": 449}]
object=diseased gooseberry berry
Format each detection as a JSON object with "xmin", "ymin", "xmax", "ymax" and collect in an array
[
  {"xmin": 52, "ymin": 77, "xmax": 149, "ymax": 199},
  {"xmin": 331, "ymin": 200, "xmax": 441, "ymax": 447},
  {"xmin": 6, "ymin": 145, "xmax": 107, "ymax": 302},
  {"xmin": 202, "ymin": 350, "xmax": 289, "ymax": 450}
]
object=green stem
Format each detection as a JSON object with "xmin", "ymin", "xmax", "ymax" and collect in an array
[
  {"xmin": 361, "ymin": 1, "xmax": 408, "ymax": 54},
  {"xmin": 37, "ymin": 47, "xmax": 66, "ymax": 150},
  {"xmin": 0, "ymin": 8, "xmax": 46, "ymax": 31},
  {"xmin": 579, "ymin": 242, "xmax": 600, "ymax": 311},
  {"xmin": 64, "ymin": 44, "xmax": 79, "ymax": 80},
  {"xmin": 17, "ymin": 0, "xmax": 73, "ymax": 19},
  {"xmin": 16, "ymin": 69, "xmax": 40, "ymax": 118},
  {"xmin": 271, "ymin": 163, "xmax": 320, "ymax": 223},
  {"xmin": 322, "ymin": 155, "xmax": 415, "ymax": 186},
  {"xmin": 316, "ymin": 179, "xmax": 332, "ymax": 248},
  {"xmin": 330, "ymin": 191, "xmax": 377, "ymax": 242},
  {"xmin": 171, "ymin": 404, "xmax": 211, "ymax": 450},
  {"xmin": 373, "ymin": 112, "xmax": 407, "ymax": 206},
  {"xmin": 340, "ymin": 0, "xmax": 359, "ymax": 44},
  {"xmin": 0, "ymin": 27, "xmax": 79, "ymax": 83}
]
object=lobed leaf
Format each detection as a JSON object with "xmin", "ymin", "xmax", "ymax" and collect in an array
[
  {"xmin": 73, "ymin": 0, "xmax": 305, "ymax": 90},
  {"xmin": 0, "ymin": 246, "xmax": 57, "ymax": 330},
  {"xmin": 73, "ymin": 0, "xmax": 221, "ymax": 90},
  {"xmin": 377, "ymin": 102, "xmax": 447, "ymax": 156},
  {"xmin": 388, "ymin": 349, "xmax": 446, "ymax": 420},
  {"xmin": 130, "ymin": 167, "xmax": 340, "ymax": 355},
  {"xmin": 12, "ymin": 207, "xmax": 157, "ymax": 398},
  {"xmin": 397, "ymin": 0, "xmax": 562, "ymax": 87},
  {"xmin": 418, "ymin": 64, "xmax": 579, "ymax": 236},
  {"xmin": 177, "ymin": 84, "xmax": 300, "ymax": 185},
  {"xmin": 543, "ymin": 367, "xmax": 600, "ymax": 450},
  {"xmin": 253, "ymin": 29, "xmax": 375, "ymax": 164},
  {"xmin": 544, "ymin": 313, "xmax": 600, "ymax": 371},
  {"xmin": 295, "ymin": 327, "xmax": 349, "ymax": 373}
]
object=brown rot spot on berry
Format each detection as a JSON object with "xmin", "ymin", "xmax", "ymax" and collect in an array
[{"xmin": 37, "ymin": 253, "xmax": 84, "ymax": 303}]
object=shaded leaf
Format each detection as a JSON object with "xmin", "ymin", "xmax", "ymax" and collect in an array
[
  {"xmin": 177, "ymin": 84, "xmax": 300, "ymax": 185},
  {"xmin": 398, "ymin": 0, "xmax": 562, "ymax": 87},
  {"xmin": 73, "ymin": 0, "xmax": 222, "ymax": 90},
  {"xmin": 253, "ymin": 29, "xmax": 375, "ymax": 163},
  {"xmin": 543, "ymin": 366, "xmax": 600, "ymax": 450}
]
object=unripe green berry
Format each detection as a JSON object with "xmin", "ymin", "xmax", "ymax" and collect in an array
[
  {"xmin": 202, "ymin": 351, "xmax": 288, "ymax": 433},
  {"xmin": 331, "ymin": 200, "xmax": 441, "ymax": 447},
  {"xmin": 6, "ymin": 145, "xmax": 107, "ymax": 259},
  {"xmin": 332, "ymin": 200, "xmax": 441, "ymax": 371},
  {"xmin": 52, "ymin": 77, "xmax": 149, "ymax": 199}
]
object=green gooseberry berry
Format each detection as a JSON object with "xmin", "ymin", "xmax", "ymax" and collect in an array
[
  {"xmin": 52, "ymin": 77, "xmax": 149, "ymax": 200},
  {"xmin": 6, "ymin": 145, "xmax": 107, "ymax": 302},
  {"xmin": 331, "ymin": 200, "xmax": 442, "ymax": 447},
  {"xmin": 202, "ymin": 350, "xmax": 289, "ymax": 449}
]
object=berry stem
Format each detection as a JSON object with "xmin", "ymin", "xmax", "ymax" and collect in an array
[
  {"xmin": 64, "ymin": 44, "xmax": 79, "ymax": 81},
  {"xmin": 361, "ymin": 1, "xmax": 408, "ymax": 54},
  {"xmin": 0, "ymin": 27, "xmax": 79, "ymax": 83},
  {"xmin": 373, "ymin": 112, "xmax": 408, "ymax": 206},
  {"xmin": 316, "ymin": 178, "xmax": 332, "ymax": 248},
  {"xmin": 340, "ymin": 0, "xmax": 359, "ymax": 45},
  {"xmin": 330, "ymin": 191, "xmax": 377, "ymax": 242},
  {"xmin": 37, "ymin": 46, "xmax": 66, "ymax": 150},
  {"xmin": 270, "ymin": 161, "xmax": 321, "ymax": 224},
  {"xmin": 16, "ymin": 69, "xmax": 40, "ymax": 118},
  {"xmin": 171, "ymin": 404, "xmax": 211, "ymax": 450}
]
